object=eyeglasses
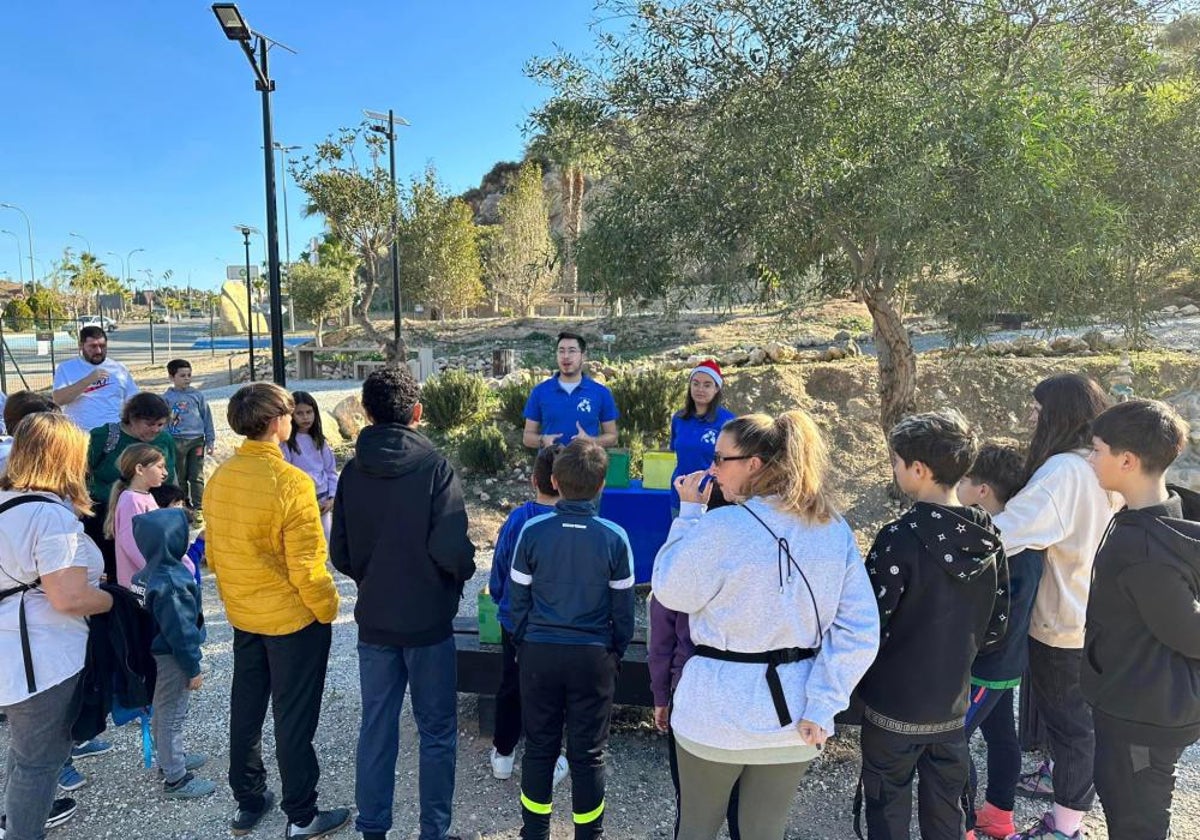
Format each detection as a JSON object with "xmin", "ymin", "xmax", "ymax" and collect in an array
[{"xmin": 711, "ymin": 453, "xmax": 753, "ymax": 465}]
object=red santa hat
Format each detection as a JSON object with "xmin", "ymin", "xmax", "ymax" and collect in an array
[{"xmin": 690, "ymin": 359, "xmax": 724, "ymax": 389}]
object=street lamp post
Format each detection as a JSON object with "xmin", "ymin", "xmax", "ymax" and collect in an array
[
  {"xmin": 212, "ymin": 3, "xmax": 292, "ymax": 386},
  {"xmin": 1, "ymin": 230, "xmax": 25, "ymax": 285},
  {"xmin": 365, "ymin": 108, "xmax": 410, "ymax": 361},
  {"xmin": 274, "ymin": 142, "xmax": 301, "ymax": 334},
  {"xmin": 141, "ymin": 269, "xmax": 157, "ymax": 365},
  {"xmin": 236, "ymin": 225, "xmax": 260, "ymax": 381},
  {"xmin": 0, "ymin": 203, "xmax": 37, "ymax": 291}
]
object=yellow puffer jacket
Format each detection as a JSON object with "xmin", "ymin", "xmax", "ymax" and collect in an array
[{"xmin": 202, "ymin": 439, "xmax": 339, "ymax": 635}]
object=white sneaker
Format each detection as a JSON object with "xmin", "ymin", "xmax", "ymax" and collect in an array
[
  {"xmin": 490, "ymin": 747, "xmax": 515, "ymax": 780},
  {"xmin": 553, "ymin": 754, "xmax": 570, "ymax": 788}
]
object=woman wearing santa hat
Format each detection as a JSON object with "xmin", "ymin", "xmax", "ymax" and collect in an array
[{"xmin": 669, "ymin": 360, "xmax": 737, "ymax": 514}]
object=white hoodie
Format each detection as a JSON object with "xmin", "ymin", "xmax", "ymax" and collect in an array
[{"xmin": 994, "ymin": 450, "xmax": 1118, "ymax": 650}]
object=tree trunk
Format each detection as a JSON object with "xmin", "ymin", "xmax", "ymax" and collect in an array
[
  {"xmin": 315, "ymin": 317, "xmax": 324, "ymax": 348},
  {"xmin": 863, "ymin": 286, "xmax": 917, "ymax": 434},
  {"xmin": 354, "ymin": 260, "xmax": 393, "ymax": 359}
]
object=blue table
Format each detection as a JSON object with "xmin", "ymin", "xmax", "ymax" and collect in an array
[{"xmin": 599, "ymin": 479, "xmax": 673, "ymax": 584}]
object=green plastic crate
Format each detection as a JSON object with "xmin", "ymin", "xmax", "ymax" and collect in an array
[{"xmin": 605, "ymin": 448, "xmax": 631, "ymax": 489}]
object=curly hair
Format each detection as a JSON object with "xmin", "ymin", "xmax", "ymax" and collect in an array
[{"xmin": 362, "ymin": 366, "xmax": 421, "ymax": 425}]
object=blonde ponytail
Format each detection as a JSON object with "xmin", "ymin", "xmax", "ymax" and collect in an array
[
  {"xmin": 103, "ymin": 443, "xmax": 165, "ymax": 539},
  {"xmin": 724, "ymin": 410, "xmax": 837, "ymax": 522}
]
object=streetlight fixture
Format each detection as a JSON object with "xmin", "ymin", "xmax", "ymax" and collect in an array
[
  {"xmin": 274, "ymin": 142, "xmax": 302, "ymax": 334},
  {"xmin": 235, "ymin": 224, "xmax": 261, "ymax": 381},
  {"xmin": 0, "ymin": 203, "xmax": 37, "ymax": 290},
  {"xmin": 141, "ymin": 268, "xmax": 158, "ymax": 364},
  {"xmin": 1, "ymin": 229, "xmax": 25, "ymax": 284},
  {"xmin": 364, "ymin": 108, "xmax": 411, "ymax": 361},
  {"xmin": 211, "ymin": 3, "xmax": 294, "ymax": 386}
]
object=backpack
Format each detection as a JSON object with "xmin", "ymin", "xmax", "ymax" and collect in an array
[{"xmin": 0, "ymin": 494, "xmax": 59, "ymax": 694}]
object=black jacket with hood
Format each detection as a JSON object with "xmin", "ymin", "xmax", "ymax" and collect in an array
[
  {"xmin": 330, "ymin": 422, "xmax": 476, "ymax": 648},
  {"xmin": 1081, "ymin": 489, "xmax": 1200, "ymax": 747},
  {"xmin": 856, "ymin": 502, "xmax": 1009, "ymax": 740},
  {"xmin": 130, "ymin": 508, "xmax": 206, "ymax": 679}
]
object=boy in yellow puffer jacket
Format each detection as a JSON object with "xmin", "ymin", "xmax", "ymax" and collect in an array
[{"xmin": 203, "ymin": 383, "xmax": 350, "ymax": 839}]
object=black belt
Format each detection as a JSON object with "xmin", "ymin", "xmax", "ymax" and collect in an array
[{"xmin": 693, "ymin": 644, "xmax": 818, "ymax": 727}]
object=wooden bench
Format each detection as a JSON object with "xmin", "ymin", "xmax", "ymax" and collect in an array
[{"xmin": 453, "ymin": 616, "xmax": 653, "ymax": 734}]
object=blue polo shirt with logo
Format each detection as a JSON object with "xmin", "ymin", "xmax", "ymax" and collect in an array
[{"xmin": 523, "ymin": 374, "xmax": 619, "ymax": 444}]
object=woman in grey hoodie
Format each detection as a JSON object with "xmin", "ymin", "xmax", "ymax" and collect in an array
[{"xmin": 652, "ymin": 410, "xmax": 880, "ymax": 840}]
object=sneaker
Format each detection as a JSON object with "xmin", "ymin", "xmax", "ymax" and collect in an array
[
  {"xmin": 71, "ymin": 739, "xmax": 113, "ymax": 759},
  {"xmin": 164, "ymin": 772, "xmax": 216, "ymax": 799},
  {"xmin": 0, "ymin": 797, "xmax": 78, "ymax": 837},
  {"xmin": 58, "ymin": 763, "xmax": 87, "ymax": 792},
  {"xmin": 975, "ymin": 801, "xmax": 1016, "ymax": 838},
  {"xmin": 231, "ymin": 789, "xmax": 276, "ymax": 836},
  {"xmin": 285, "ymin": 807, "xmax": 351, "ymax": 838},
  {"xmin": 552, "ymin": 754, "xmax": 569, "ymax": 788},
  {"xmin": 157, "ymin": 753, "xmax": 209, "ymax": 776},
  {"xmin": 1016, "ymin": 760, "xmax": 1054, "ymax": 799},
  {"xmin": 1010, "ymin": 813, "xmax": 1083, "ymax": 840},
  {"xmin": 490, "ymin": 747, "xmax": 515, "ymax": 780}
]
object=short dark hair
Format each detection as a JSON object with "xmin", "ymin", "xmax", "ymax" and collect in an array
[
  {"xmin": 552, "ymin": 438, "xmax": 608, "ymax": 500},
  {"xmin": 121, "ymin": 393, "xmax": 171, "ymax": 425},
  {"xmin": 556, "ymin": 331, "xmax": 587, "ymax": 354},
  {"xmin": 1092, "ymin": 399, "xmax": 1189, "ymax": 474},
  {"xmin": 3, "ymin": 390, "xmax": 60, "ymax": 434},
  {"xmin": 149, "ymin": 484, "xmax": 187, "ymax": 509},
  {"xmin": 889, "ymin": 409, "xmax": 979, "ymax": 487},
  {"xmin": 533, "ymin": 445, "xmax": 561, "ymax": 497},
  {"xmin": 227, "ymin": 382, "xmax": 294, "ymax": 438},
  {"xmin": 79, "ymin": 325, "xmax": 107, "ymax": 343},
  {"xmin": 362, "ymin": 366, "xmax": 420, "ymax": 425},
  {"xmin": 965, "ymin": 443, "xmax": 1027, "ymax": 504},
  {"xmin": 167, "ymin": 359, "xmax": 192, "ymax": 376}
]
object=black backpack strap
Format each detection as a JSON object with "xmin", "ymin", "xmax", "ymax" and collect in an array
[{"xmin": 0, "ymin": 494, "xmax": 58, "ymax": 694}]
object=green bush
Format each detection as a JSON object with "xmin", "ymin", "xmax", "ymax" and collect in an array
[
  {"xmin": 459, "ymin": 423, "xmax": 510, "ymax": 474},
  {"xmin": 608, "ymin": 369, "xmax": 685, "ymax": 446},
  {"xmin": 497, "ymin": 373, "xmax": 535, "ymax": 429},
  {"xmin": 617, "ymin": 427, "xmax": 647, "ymax": 480},
  {"xmin": 3, "ymin": 299, "xmax": 34, "ymax": 332},
  {"xmin": 421, "ymin": 368, "xmax": 491, "ymax": 431}
]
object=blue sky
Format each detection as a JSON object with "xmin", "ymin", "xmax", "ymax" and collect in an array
[{"xmin": 0, "ymin": 1, "xmax": 598, "ymax": 292}]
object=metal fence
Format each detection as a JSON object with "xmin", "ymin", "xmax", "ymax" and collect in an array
[{"xmin": 0, "ymin": 315, "xmax": 83, "ymax": 393}]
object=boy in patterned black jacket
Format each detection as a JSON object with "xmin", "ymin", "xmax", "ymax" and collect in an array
[{"xmin": 856, "ymin": 410, "xmax": 1009, "ymax": 840}]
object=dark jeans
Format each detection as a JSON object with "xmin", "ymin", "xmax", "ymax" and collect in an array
[
  {"xmin": 1027, "ymin": 639, "xmax": 1095, "ymax": 811},
  {"xmin": 228, "ymin": 620, "xmax": 332, "ymax": 826},
  {"xmin": 1, "ymin": 674, "xmax": 81, "ymax": 840},
  {"xmin": 860, "ymin": 722, "xmax": 970, "ymax": 840},
  {"xmin": 667, "ymin": 730, "xmax": 740, "ymax": 840},
  {"xmin": 173, "ymin": 436, "xmax": 206, "ymax": 511},
  {"xmin": 520, "ymin": 643, "xmax": 617, "ymax": 840},
  {"xmin": 355, "ymin": 637, "xmax": 458, "ymax": 840},
  {"xmin": 494, "ymin": 627, "xmax": 522, "ymax": 757},
  {"xmin": 81, "ymin": 501, "xmax": 116, "ymax": 584},
  {"xmin": 964, "ymin": 686, "xmax": 1020, "ymax": 827},
  {"xmin": 1093, "ymin": 717, "xmax": 1186, "ymax": 840}
]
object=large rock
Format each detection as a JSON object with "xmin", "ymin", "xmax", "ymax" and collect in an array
[
  {"xmin": 321, "ymin": 411, "xmax": 345, "ymax": 446},
  {"xmin": 217, "ymin": 280, "xmax": 269, "ymax": 337},
  {"xmin": 331, "ymin": 395, "xmax": 367, "ymax": 440},
  {"xmin": 1181, "ymin": 303, "xmax": 1200, "ymax": 317},
  {"xmin": 765, "ymin": 342, "xmax": 795, "ymax": 363}
]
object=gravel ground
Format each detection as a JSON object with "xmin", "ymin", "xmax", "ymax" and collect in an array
[{"xmin": 3, "ymin": 381, "xmax": 1199, "ymax": 838}]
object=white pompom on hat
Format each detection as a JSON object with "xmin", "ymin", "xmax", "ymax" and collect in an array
[{"xmin": 690, "ymin": 359, "xmax": 723, "ymax": 389}]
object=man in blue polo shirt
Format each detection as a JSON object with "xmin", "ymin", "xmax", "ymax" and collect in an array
[{"xmin": 522, "ymin": 331, "xmax": 619, "ymax": 450}]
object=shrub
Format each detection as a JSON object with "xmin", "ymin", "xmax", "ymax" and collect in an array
[
  {"xmin": 497, "ymin": 373, "xmax": 535, "ymax": 429},
  {"xmin": 459, "ymin": 423, "xmax": 509, "ymax": 474},
  {"xmin": 609, "ymin": 369, "xmax": 685, "ymax": 446},
  {"xmin": 617, "ymin": 427, "xmax": 647, "ymax": 480},
  {"xmin": 3, "ymin": 299, "xmax": 34, "ymax": 332},
  {"xmin": 421, "ymin": 368, "xmax": 491, "ymax": 430}
]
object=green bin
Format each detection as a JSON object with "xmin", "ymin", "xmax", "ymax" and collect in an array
[
  {"xmin": 477, "ymin": 589, "xmax": 502, "ymax": 644},
  {"xmin": 604, "ymin": 448, "xmax": 631, "ymax": 489}
]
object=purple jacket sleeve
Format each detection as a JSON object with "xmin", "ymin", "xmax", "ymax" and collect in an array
[
  {"xmin": 321, "ymin": 443, "xmax": 338, "ymax": 499},
  {"xmin": 648, "ymin": 594, "xmax": 678, "ymax": 708}
]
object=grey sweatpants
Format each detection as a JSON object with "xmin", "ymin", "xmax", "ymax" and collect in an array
[
  {"xmin": 675, "ymin": 743, "xmax": 812, "ymax": 840},
  {"xmin": 152, "ymin": 654, "xmax": 192, "ymax": 784},
  {"xmin": 1, "ymin": 673, "xmax": 81, "ymax": 840}
]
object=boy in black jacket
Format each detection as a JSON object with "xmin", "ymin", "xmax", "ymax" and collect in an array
[
  {"xmin": 857, "ymin": 410, "xmax": 1009, "ymax": 840},
  {"xmin": 330, "ymin": 367, "xmax": 476, "ymax": 840},
  {"xmin": 510, "ymin": 438, "xmax": 635, "ymax": 840},
  {"xmin": 1082, "ymin": 399, "xmax": 1200, "ymax": 840},
  {"xmin": 130, "ymin": 507, "xmax": 215, "ymax": 800}
]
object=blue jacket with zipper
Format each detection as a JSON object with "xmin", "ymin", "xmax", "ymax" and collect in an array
[
  {"xmin": 509, "ymin": 499, "xmax": 636, "ymax": 657},
  {"xmin": 130, "ymin": 508, "xmax": 206, "ymax": 679}
]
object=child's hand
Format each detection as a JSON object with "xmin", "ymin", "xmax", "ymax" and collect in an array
[
  {"xmin": 187, "ymin": 674, "xmax": 204, "ymax": 691},
  {"xmin": 206, "ymin": 445, "xmax": 215, "ymax": 456},
  {"xmin": 653, "ymin": 706, "xmax": 670, "ymax": 733},
  {"xmin": 797, "ymin": 719, "xmax": 827, "ymax": 747},
  {"xmin": 319, "ymin": 498, "xmax": 334, "ymax": 514}
]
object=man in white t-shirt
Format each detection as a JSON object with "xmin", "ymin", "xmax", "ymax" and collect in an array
[{"xmin": 52, "ymin": 326, "xmax": 138, "ymax": 432}]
